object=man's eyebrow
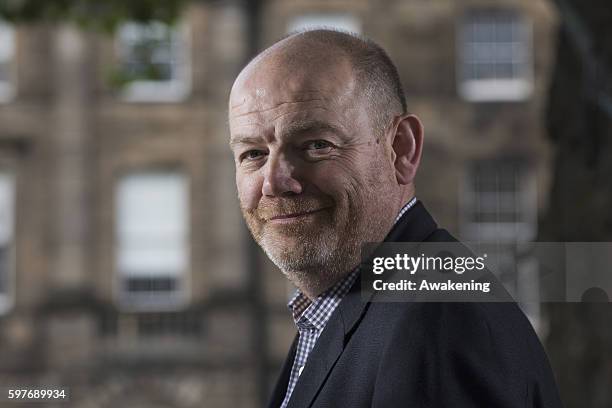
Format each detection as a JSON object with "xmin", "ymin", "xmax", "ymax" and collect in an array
[
  {"xmin": 229, "ymin": 135, "xmax": 265, "ymax": 146},
  {"xmin": 280, "ymin": 120, "xmax": 347, "ymax": 140}
]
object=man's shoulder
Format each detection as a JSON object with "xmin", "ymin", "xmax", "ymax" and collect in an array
[
  {"xmin": 374, "ymin": 299, "xmax": 533, "ymax": 339},
  {"xmin": 398, "ymin": 301, "xmax": 534, "ymax": 337},
  {"xmin": 363, "ymin": 298, "xmax": 560, "ymax": 407},
  {"xmin": 367, "ymin": 300, "xmax": 546, "ymax": 375},
  {"xmin": 381, "ymin": 204, "xmax": 538, "ymax": 346},
  {"xmin": 423, "ymin": 227, "xmax": 456, "ymax": 242}
]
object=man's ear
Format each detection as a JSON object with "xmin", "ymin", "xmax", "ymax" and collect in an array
[{"xmin": 390, "ymin": 114, "xmax": 424, "ymax": 185}]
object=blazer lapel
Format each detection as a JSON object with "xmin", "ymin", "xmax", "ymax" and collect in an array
[
  {"xmin": 268, "ymin": 334, "xmax": 299, "ymax": 408},
  {"xmin": 284, "ymin": 201, "xmax": 438, "ymax": 408},
  {"xmin": 286, "ymin": 301, "xmax": 346, "ymax": 408}
]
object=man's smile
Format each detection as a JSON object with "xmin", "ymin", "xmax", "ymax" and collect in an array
[{"xmin": 267, "ymin": 207, "xmax": 330, "ymax": 223}]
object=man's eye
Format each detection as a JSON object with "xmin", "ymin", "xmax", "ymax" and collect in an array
[
  {"xmin": 240, "ymin": 150, "xmax": 266, "ymax": 162},
  {"xmin": 304, "ymin": 140, "xmax": 333, "ymax": 151}
]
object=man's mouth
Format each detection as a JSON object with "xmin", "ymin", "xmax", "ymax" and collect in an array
[{"xmin": 267, "ymin": 207, "xmax": 329, "ymax": 222}]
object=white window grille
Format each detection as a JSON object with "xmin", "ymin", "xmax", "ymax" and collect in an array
[
  {"xmin": 461, "ymin": 159, "xmax": 537, "ymax": 242},
  {"xmin": 458, "ymin": 9, "xmax": 532, "ymax": 102}
]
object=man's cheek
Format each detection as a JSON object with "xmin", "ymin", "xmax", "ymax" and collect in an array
[{"xmin": 237, "ymin": 175, "xmax": 263, "ymax": 210}]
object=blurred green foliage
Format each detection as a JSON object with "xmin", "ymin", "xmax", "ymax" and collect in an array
[{"xmin": 0, "ymin": 0, "xmax": 191, "ymax": 32}]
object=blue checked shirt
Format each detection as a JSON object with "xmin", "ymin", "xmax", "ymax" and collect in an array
[{"xmin": 279, "ymin": 197, "xmax": 417, "ymax": 408}]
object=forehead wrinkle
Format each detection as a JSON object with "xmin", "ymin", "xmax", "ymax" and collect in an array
[
  {"xmin": 229, "ymin": 97, "xmax": 326, "ymax": 119},
  {"xmin": 267, "ymin": 104, "xmax": 333, "ymax": 125},
  {"xmin": 278, "ymin": 118, "xmax": 348, "ymax": 142},
  {"xmin": 230, "ymin": 96, "xmax": 247, "ymax": 110},
  {"xmin": 230, "ymin": 105, "xmax": 335, "ymax": 146}
]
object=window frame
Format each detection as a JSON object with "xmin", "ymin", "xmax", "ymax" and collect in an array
[
  {"xmin": 459, "ymin": 159, "xmax": 537, "ymax": 242},
  {"xmin": 0, "ymin": 171, "xmax": 16, "ymax": 315},
  {"xmin": 114, "ymin": 20, "xmax": 191, "ymax": 103},
  {"xmin": 0, "ymin": 21, "xmax": 17, "ymax": 103},
  {"xmin": 457, "ymin": 9, "xmax": 533, "ymax": 102},
  {"xmin": 113, "ymin": 169, "xmax": 191, "ymax": 312}
]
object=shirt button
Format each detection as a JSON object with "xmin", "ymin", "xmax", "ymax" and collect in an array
[{"xmin": 298, "ymin": 366, "xmax": 304, "ymax": 376}]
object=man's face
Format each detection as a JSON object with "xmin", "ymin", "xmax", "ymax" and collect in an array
[{"xmin": 228, "ymin": 53, "xmax": 399, "ymax": 295}]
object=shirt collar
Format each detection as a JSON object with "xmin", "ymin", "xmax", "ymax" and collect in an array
[
  {"xmin": 287, "ymin": 268, "xmax": 359, "ymax": 331},
  {"xmin": 394, "ymin": 196, "xmax": 417, "ymax": 224}
]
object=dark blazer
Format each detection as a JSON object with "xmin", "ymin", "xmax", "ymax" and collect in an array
[{"xmin": 268, "ymin": 201, "xmax": 562, "ymax": 408}]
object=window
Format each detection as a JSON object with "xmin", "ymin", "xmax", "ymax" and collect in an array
[
  {"xmin": 458, "ymin": 9, "xmax": 532, "ymax": 102},
  {"xmin": 115, "ymin": 170, "xmax": 189, "ymax": 311},
  {"xmin": 0, "ymin": 172, "xmax": 15, "ymax": 314},
  {"xmin": 287, "ymin": 14, "xmax": 361, "ymax": 34},
  {"xmin": 0, "ymin": 21, "xmax": 16, "ymax": 102},
  {"xmin": 460, "ymin": 160, "xmax": 540, "ymax": 330},
  {"xmin": 115, "ymin": 21, "xmax": 190, "ymax": 102},
  {"xmin": 460, "ymin": 159, "xmax": 536, "ymax": 242}
]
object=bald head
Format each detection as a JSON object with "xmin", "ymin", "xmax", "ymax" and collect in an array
[{"xmin": 231, "ymin": 29, "xmax": 407, "ymax": 137}]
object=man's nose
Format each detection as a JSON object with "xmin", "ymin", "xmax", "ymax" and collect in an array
[{"xmin": 262, "ymin": 152, "xmax": 303, "ymax": 197}]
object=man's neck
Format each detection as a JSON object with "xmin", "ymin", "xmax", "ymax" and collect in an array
[{"xmin": 293, "ymin": 270, "xmax": 351, "ymax": 301}]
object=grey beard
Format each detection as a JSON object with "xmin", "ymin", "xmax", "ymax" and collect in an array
[
  {"xmin": 258, "ymin": 206, "xmax": 392, "ymax": 297},
  {"xmin": 263, "ymin": 235, "xmax": 359, "ymax": 297}
]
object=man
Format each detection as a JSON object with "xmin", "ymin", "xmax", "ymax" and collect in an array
[{"xmin": 228, "ymin": 30, "xmax": 562, "ymax": 408}]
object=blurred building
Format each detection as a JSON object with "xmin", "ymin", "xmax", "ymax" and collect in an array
[{"xmin": 0, "ymin": 0, "xmax": 557, "ymax": 407}]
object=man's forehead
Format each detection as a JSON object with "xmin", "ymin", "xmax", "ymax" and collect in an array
[
  {"xmin": 230, "ymin": 85, "xmax": 333, "ymax": 119},
  {"xmin": 230, "ymin": 73, "xmax": 356, "ymax": 129},
  {"xmin": 228, "ymin": 93, "xmax": 341, "ymax": 141}
]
